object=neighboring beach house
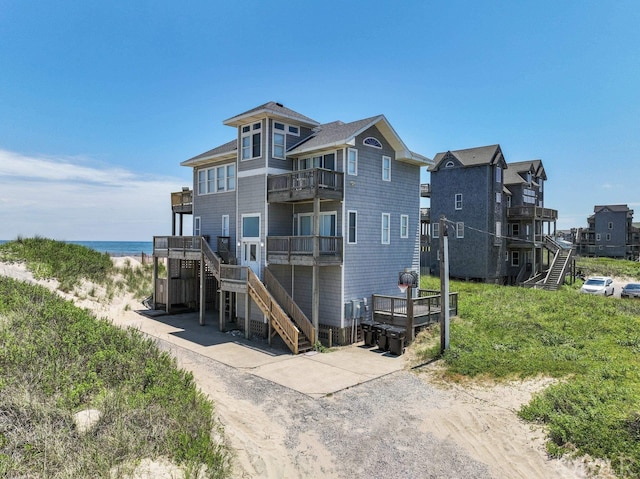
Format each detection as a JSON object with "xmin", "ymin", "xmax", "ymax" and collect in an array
[
  {"xmin": 575, "ymin": 205, "xmax": 640, "ymax": 260},
  {"xmin": 425, "ymin": 145, "xmax": 570, "ymax": 288},
  {"xmin": 152, "ymin": 102, "xmax": 432, "ymax": 352}
]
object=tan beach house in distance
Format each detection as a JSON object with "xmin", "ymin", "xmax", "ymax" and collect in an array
[{"xmin": 152, "ymin": 102, "xmax": 434, "ymax": 353}]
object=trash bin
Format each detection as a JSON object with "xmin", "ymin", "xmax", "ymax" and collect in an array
[
  {"xmin": 376, "ymin": 324, "xmax": 391, "ymax": 351},
  {"xmin": 360, "ymin": 320, "xmax": 377, "ymax": 346},
  {"xmin": 386, "ymin": 326, "xmax": 406, "ymax": 356}
]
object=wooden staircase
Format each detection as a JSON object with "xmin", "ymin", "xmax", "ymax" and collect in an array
[
  {"xmin": 173, "ymin": 237, "xmax": 315, "ymax": 354},
  {"xmin": 522, "ymin": 236, "xmax": 574, "ymax": 290},
  {"xmin": 246, "ymin": 268, "xmax": 314, "ymax": 354}
]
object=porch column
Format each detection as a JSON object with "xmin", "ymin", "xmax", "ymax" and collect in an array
[
  {"xmin": 219, "ymin": 289, "xmax": 225, "ymax": 331},
  {"xmin": 312, "ymin": 196, "xmax": 320, "ymax": 332},
  {"xmin": 245, "ymin": 292, "xmax": 251, "ymax": 340},
  {"xmin": 152, "ymin": 255, "xmax": 158, "ymax": 310},
  {"xmin": 199, "ymin": 254, "xmax": 205, "ymax": 326}
]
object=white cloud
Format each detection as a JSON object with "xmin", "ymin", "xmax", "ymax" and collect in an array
[{"xmin": 0, "ymin": 149, "xmax": 192, "ymax": 241}]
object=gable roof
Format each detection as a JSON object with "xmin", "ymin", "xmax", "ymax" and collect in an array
[
  {"xmin": 181, "ymin": 139, "xmax": 237, "ymax": 167},
  {"xmin": 507, "ymin": 159, "xmax": 547, "ymax": 182},
  {"xmin": 594, "ymin": 205, "xmax": 633, "ymax": 219},
  {"xmin": 288, "ymin": 115, "xmax": 431, "ymax": 166},
  {"xmin": 223, "ymin": 101, "xmax": 319, "ymax": 128},
  {"xmin": 430, "ymin": 144, "xmax": 504, "ymax": 171}
]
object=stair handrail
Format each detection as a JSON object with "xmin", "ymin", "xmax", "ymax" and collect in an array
[
  {"xmin": 545, "ymin": 249, "xmax": 573, "ymax": 288},
  {"xmin": 200, "ymin": 238, "xmax": 221, "ymax": 280},
  {"xmin": 264, "ymin": 268, "xmax": 315, "ymax": 344},
  {"xmin": 246, "ymin": 268, "xmax": 300, "ymax": 354},
  {"xmin": 543, "ymin": 235, "xmax": 561, "ymax": 254}
]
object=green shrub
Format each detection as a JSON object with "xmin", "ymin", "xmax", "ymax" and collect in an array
[
  {"xmin": 0, "ymin": 277, "xmax": 230, "ymax": 478},
  {"xmin": 416, "ymin": 267, "xmax": 640, "ymax": 476}
]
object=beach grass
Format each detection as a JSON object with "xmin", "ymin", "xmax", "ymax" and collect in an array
[
  {"xmin": 415, "ymin": 261, "xmax": 640, "ymax": 476},
  {"xmin": 0, "ymin": 238, "xmax": 230, "ymax": 477}
]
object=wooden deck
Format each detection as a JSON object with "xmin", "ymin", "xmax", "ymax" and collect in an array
[{"xmin": 372, "ymin": 289, "xmax": 458, "ymax": 330}]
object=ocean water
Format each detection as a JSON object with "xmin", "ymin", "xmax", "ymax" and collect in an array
[{"xmin": 0, "ymin": 240, "xmax": 153, "ymax": 256}]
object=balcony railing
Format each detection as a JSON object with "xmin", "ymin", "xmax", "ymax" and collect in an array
[
  {"xmin": 267, "ymin": 168, "xmax": 344, "ymax": 202},
  {"xmin": 266, "ymin": 236, "xmax": 343, "ymax": 265},
  {"xmin": 507, "ymin": 206, "xmax": 558, "ymax": 221},
  {"xmin": 171, "ymin": 189, "xmax": 193, "ymax": 214},
  {"xmin": 420, "ymin": 207, "xmax": 430, "ymax": 222},
  {"xmin": 420, "ymin": 183, "xmax": 431, "ymax": 197}
]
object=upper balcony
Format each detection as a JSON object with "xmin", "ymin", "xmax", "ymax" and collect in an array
[
  {"xmin": 267, "ymin": 168, "xmax": 344, "ymax": 203},
  {"xmin": 171, "ymin": 188, "xmax": 193, "ymax": 214},
  {"xmin": 266, "ymin": 236, "xmax": 343, "ymax": 266},
  {"xmin": 420, "ymin": 183, "xmax": 431, "ymax": 198},
  {"xmin": 507, "ymin": 205, "xmax": 558, "ymax": 221}
]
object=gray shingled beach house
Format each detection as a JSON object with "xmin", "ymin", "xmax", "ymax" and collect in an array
[
  {"xmin": 425, "ymin": 144, "xmax": 571, "ymax": 288},
  {"xmin": 152, "ymin": 102, "xmax": 432, "ymax": 353}
]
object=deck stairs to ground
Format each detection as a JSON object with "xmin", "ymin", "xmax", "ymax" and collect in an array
[
  {"xmin": 201, "ymin": 239, "xmax": 315, "ymax": 354},
  {"xmin": 522, "ymin": 236, "xmax": 574, "ymax": 291}
]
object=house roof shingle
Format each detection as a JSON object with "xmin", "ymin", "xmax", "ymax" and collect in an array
[
  {"xmin": 223, "ymin": 101, "xmax": 320, "ymax": 128},
  {"xmin": 181, "ymin": 139, "xmax": 237, "ymax": 167},
  {"xmin": 430, "ymin": 144, "xmax": 504, "ymax": 171}
]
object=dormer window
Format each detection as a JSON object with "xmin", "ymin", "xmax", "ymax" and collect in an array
[
  {"xmin": 241, "ymin": 122, "xmax": 262, "ymax": 160},
  {"xmin": 363, "ymin": 137, "xmax": 382, "ymax": 148}
]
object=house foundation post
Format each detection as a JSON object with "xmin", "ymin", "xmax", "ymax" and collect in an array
[{"xmin": 199, "ymin": 255, "xmax": 205, "ymax": 326}]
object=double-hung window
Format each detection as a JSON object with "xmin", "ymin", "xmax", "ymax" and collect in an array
[
  {"xmin": 400, "ymin": 215, "xmax": 409, "ymax": 238},
  {"xmin": 456, "ymin": 222, "xmax": 464, "ymax": 238},
  {"xmin": 197, "ymin": 163, "xmax": 237, "ymax": 195},
  {"xmin": 432, "ymin": 222, "xmax": 439, "ymax": 239},
  {"xmin": 382, "ymin": 156, "xmax": 391, "ymax": 181},
  {"xmin": 512, "ymin": 251, "xmax": 520, "ymax": 266},
  {"xmin": 241, "ymin": 122, "xmax": 261, "ymax": 160},
  {"xmin": 455, "ymin": 193, "xmax": 463, "ymax": 210},
  {"xmin": 381, "ymin": 213, "xmax": 390, "ymax": 244},
  {"xmin": 347, "ymin": 148, "xmax": 358, "ymax": 175},
  {"xmin": 273, "ymin": 122, "xmax": 285, "ymax": 159},
  {"xmin": 348, "ymin": 211, "xmax": 357, "ymax": 244}
]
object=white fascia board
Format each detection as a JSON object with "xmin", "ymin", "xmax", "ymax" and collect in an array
[
  {"xmin": 289, "ymin": 139, "xmax": 354, "ymax": 156},
  {"xmin": 181, "ymin": 152, "xmax": 236, "ymax": 168}
]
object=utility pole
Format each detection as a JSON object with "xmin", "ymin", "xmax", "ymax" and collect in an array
[{"xmin": 439, "ymin": 215, "xmax": 450, "ymax": 353}]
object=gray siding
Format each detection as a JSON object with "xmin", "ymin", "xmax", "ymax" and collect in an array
[
  {"xmin": 343, "ymin": 125, "xmax": 421, "ymax": 306},
  {"xmin": 192, "ymin": 165, "xmax": 238, "ymax": 248},
  {"xmin": 237, "ymin": 174, "xmax": 267, "ymax": 273},
  {"xmin": 595, "ymin": 210, "xmax": 627, "ymax": 257}
]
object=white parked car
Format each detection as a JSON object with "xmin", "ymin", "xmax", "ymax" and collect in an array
[{"xmin": 580, "ymin": 276, "xmax": 614, "ymax": 296}]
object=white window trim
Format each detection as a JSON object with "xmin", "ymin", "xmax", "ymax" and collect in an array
[
  {"xmin": 432, "ymin": 222, "xmax": 439, "ymax": 239},
  {"xmin": 381, "ymin": 213, "xmax": 390, "ymax": 244},
  {"xmin": 347, "ymin": 210, "xmax": 357, "ymax": 244},
  {"xmin": 241, "ymin": 213, "xmax": 261, "ymax": 240},
  {"xmin": 272, "ymin": 130, "xmax": 285, "ymax": 159},
  {"xmin": 382, "ymin": 155, "xmax": 391, "ymax": 182},
  {"xmin": 347, "ymin": 148, "xmax": 358, "ymax": 176},
  {"xmin": 194, "ymin": 216, "xmax": 201, "ymax": 236},
  {"xmin": 400, "ymin": 214, "xmax": 409, "ymax": 238},
  {"xmin": 511, "ymin": 250, "xmax": 520, "ymax": 267},
  {"xmin": 363, "ymin": 137, "xmax": 382, "ymax": 148},
  {"xmin": 197, "ymin": 163, "xmax": 237, "ymax": 195},
  {"xmin": 241, "ymin": 122, "xmax": 262, "ymax": 161},
  {"xmin": 296, "ymin": 211, "xmax": 337, "ymax": 236},
  {"xmin": 456, "ymin": 222, "xmax": 464, "ymax": 239},
  {"xmin": 608, "ymin": 222, "xmax": 613, "ymax": 230},
  {"xmin": 445, "ymin": 161, "xmax": 455, "ymax": 168},
  {"xmin": 455, "ymin": 193, "xmax": 463, "ymax": 210},
  {"xmin": 596, "ymin": 233, "xmax": 601, "ymax": 241},
  {"xmin": 222, "ymin": 215, "xmax": 229, "ymax": 237}
]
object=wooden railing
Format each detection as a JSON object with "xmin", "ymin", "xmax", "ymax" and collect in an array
[
  {"xmin": 201, "ymin": 239, "xmax": 221, "ymax": 280},
  {"xmin": 372, "ymin": 290, "xmax": 458, "ymax": 324},
  {"xmin": 267, "ymin": 168, "xmax": 344, "ymax": 201},
  {"xmin": 266, "ymin": 236, "xmax": 343, "ymax": 263},
  {"xmin": 171, "ymin": 189, "xmax": 193, "ymax": 214},
  {"xmin": 507, "ymin": 206, "xmax": 558, "ymax": 220},
  {"xmin": 264, "ymin": 268, "xmax": 315, "ymax": 344},
  {"xmin": 420, "ymin": 183, "xmax": 431, "ymax": 197},
  {"xmin": 246, "ymin": 268, "xmax": 300, "ymax": 354}
]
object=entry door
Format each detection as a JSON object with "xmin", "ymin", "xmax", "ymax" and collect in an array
[{"xmin": 242, "ymin": 241, "xmax": 260, "ymax": 276}]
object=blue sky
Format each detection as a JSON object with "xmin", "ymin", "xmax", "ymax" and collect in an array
[{"xmin": 1, "ymin": 1, "xmax": 638, "ymax": 240}]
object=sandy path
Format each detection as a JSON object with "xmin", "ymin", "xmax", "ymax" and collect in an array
[{"xmin": 0, "ymin": 258, "xmax": 617, "ymax": 479}]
